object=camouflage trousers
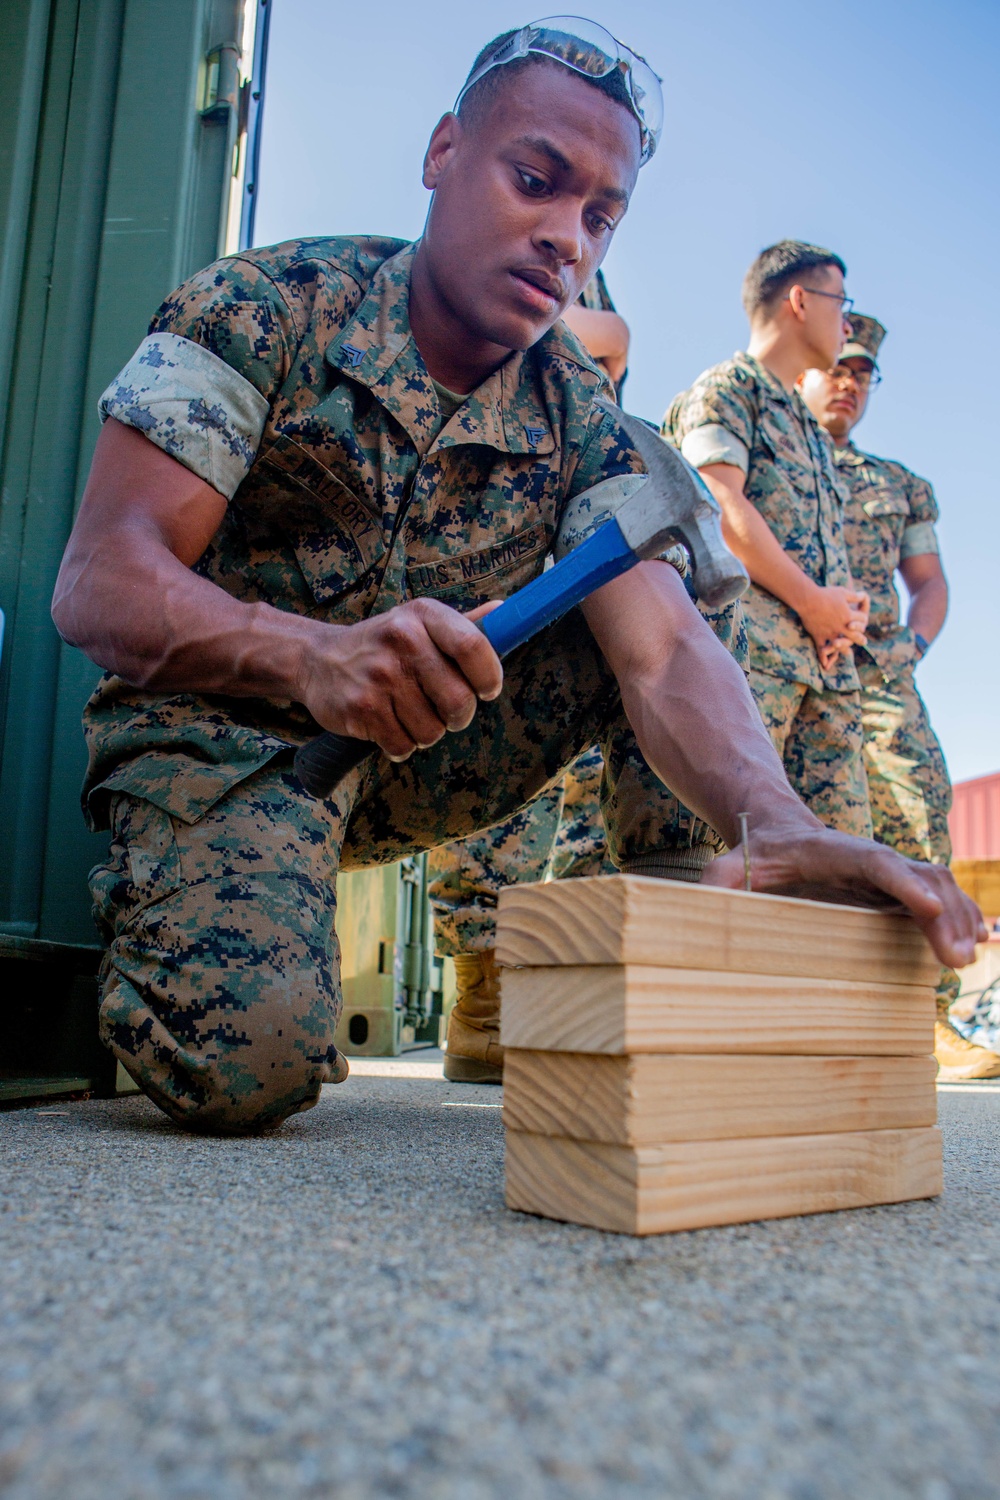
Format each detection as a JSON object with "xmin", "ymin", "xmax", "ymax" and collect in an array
[
  {"xmin": 749, "ymin": 669, "xmax": 873, "ymax": 839},
  {"xmin": 428, "ymin": 744, "xmax": 614, "ymax": 955},
  {"xmin": 857, "ymin": 655, "xmax": 958, "ymax": 1010},
  {"xmin": 90, "ymin": 610, "xmax": 725, "ymax": 1135},
  {"xmin": 428, "ymin": 593, "xmax": 749, "ymax": 955},
  {"xmin": 857, "ymin": 657, "xmax": 952, "ymax": 864}
]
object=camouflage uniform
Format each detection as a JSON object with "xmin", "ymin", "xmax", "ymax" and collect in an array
[
  {"xmin": 836, "ymin": 439, "xmax": 956, "ymax": 1007},
  {"xmin": 664, "ymin": 353, "xmax": 872, "ymax": 839},
  {"xmin": 428, "ymin": 744, "xmax": 612, "ymax": 956},
  {"xmin": 836, "ymin": 442, "xmax": 951, "ymax": 859},
  {"xmin": 579, "ymin": 269, "xmax": 616, "ymax": 315},
  {"xmin": 85, "ymin": 236, "xmax": 726, "ymax": 1134}
]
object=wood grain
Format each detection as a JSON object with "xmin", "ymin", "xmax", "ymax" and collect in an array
[
  {"xmin": 505, "ymin": 1126, "xmax": 943, "ymax": 1235},
  {"xmin": 501, "ymin": 1052, "xmax": 938, "ymax": 1144},
  {"xmin": 496, "ymin": 876, "xmax": 939, "ymax": 987},
  {"xmin": 499, "ymin": 964, "xmax": 935, "ymax": 1057}
]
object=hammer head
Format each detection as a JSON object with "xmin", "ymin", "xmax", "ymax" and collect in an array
[{"xmin": 598, "ymin": 401, "xmax": 749, "ymax": 608}]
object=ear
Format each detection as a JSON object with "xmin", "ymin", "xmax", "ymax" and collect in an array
[
  {"xmin": 785, "ymin": 284, "xmax": 808, "ymax": 323},
  {"xmin": 423, "ymin": 113, "xmax": 462, "ymax": 190}
]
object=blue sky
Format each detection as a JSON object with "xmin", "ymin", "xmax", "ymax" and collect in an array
[{"xmin": 254, "ymin": 0, "xmax": 1000, "ymax": 784}]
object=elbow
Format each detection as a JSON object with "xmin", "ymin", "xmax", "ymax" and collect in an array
[
  {"xmin": 50, "ymin": 570, "xmax": 81, "ymax": 647},
  {"xmin": 609, "ymin": 312, "xmax": 630, "ymax": 360}
]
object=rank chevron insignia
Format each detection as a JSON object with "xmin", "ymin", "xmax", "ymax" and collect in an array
[
  {"xmin": 523, "ymin": 425, "xmax": 547, "ymax": 449},
  {"xmin": 341, "ymin": 343, "xmax": 365, "ymax": 367}
]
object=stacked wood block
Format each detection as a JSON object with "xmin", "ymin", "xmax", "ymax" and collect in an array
[{"xmin": 497, "ymin": 877, "xmax": 942, "ymax": 1236}]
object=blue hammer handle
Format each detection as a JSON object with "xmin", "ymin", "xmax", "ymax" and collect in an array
[{"xmin": 293, "ymin": 519, "xmax": 636, "ymax": 797}]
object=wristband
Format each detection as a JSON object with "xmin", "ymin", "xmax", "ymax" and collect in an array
[{"xmin": 914, "ymin": 632, "xmax": 930, "ymax": 658}]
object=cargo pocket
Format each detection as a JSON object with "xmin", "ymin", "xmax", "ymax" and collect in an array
[
  {"xmin": 116, "ymin": 796, "xmax": 183, "ymax": 910},
  {"xmin": 91, "ymin": 794, "xmax": 184, "ymax": 948}
]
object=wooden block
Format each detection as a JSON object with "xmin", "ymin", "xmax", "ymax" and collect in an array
[
  {"xmin": 496, "ymin": 876, "xmax": 939, "ymax": 987},
  {"xmin": 505, "ymin": 1126, "xmax": 943, "ymax": 1236},
  {"xmin": 502, "ymin": 1051, "xmax": 938, "ymax": 1144},
  {"xmin": 499, "ymin": 964, "xmax": 935, "ymax": 1056}
]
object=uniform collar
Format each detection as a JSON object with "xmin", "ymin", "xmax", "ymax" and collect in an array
[
  {"xmin": 326, "ymin": 242, "xmax": 556, "ymax": 458},
  {"xmin": 736, "ymin": 350, "xmax": 791, "ymax": 404},
  {"xmin": 736, "ymin": 351, "xmax": 821, "ymax": 430},
  {"xmin": 834, "ymin": 439, "xmax": 866, "ymax": 465}
]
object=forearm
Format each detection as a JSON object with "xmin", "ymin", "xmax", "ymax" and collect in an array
[
  {"xmin": 53, "ymin": 530, "xmax": 320, "ymax": 699},
  {"xmin": 583, "ymin": 563, "xmax": 819, "ymax": 849},
  {"xmin": 52, "ymin": 419, "xmax": 328, "ymax": 700},
  {"xmin": 699, "ymin": 467, "xmax": 817, "ymax": 616},
  {"xmin": 622, "ymin": 627, "xmax": 819, "ymax": 849},
  {"xmin": 906, "ymin": 575, "xmax": 948, "ymax": 645},
  {"xmin": 560, "ymin": 306, "xmax": 629, "ymax": 363}
]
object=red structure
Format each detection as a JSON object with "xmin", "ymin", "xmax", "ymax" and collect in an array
[{"xmin": 950, "ymin": 772, "xmax": 1000, "ymax": 860}]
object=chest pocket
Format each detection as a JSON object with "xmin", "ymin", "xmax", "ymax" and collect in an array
[
  {"xmin": 247, "ymin": 434, "xmax": 386, "ymax": 605},
  {"xmin": 862, "ymin": 491, "xmax": 909, "ymax": 520},
  {"xmin": 749, "ymin": 405, "xmax": 820, "ymax": 559},
  {"xmin": 758, "ymin": 405, "xmax": 818, "ymax": 495}
]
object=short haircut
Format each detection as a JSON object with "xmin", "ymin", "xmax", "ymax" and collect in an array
[
  {"xmin": 742, "ymin": 240, "xmax": 847, "ymax": 319},
  {"xmin": 457, "ymin": 31, "xmax": 634, "ymax": 131}
]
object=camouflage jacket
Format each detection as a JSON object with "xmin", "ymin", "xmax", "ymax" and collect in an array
[
  {"xmin": 663, "ymin": 351, "xmax": 858, "ymax": 693},
  {"xmin": 835, "ymin": 440, "xmax": 940, "ymax": 679},
  {"xmin": 83, "ymin": 237, "xmax": 656, "ymax": 827},
  {"xmin": 578, "ymin": 269, "xmax": 615, "ymax": 313},
  {"xmin": 576, "ymin": 269, "xmax": 627, "ymax": 403}
]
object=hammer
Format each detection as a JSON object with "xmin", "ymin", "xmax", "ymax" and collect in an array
[{"xmin": 293, "ymin": 405, "xmax": 748, "ymax": 797}]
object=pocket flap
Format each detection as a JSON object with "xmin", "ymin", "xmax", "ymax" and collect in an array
[{"xmin": 250, "ymin": 434, "xmax": 386, "ymax": 603}]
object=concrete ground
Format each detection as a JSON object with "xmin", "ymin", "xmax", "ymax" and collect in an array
[{"xmin": 1, "ymin": 1053, "xmax": 998, "ymax": 1500}]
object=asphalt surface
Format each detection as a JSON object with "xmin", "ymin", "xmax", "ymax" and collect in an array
[{"xmin": 1, "ymin": 1053, "xmax": 998, "ymax": 1500}]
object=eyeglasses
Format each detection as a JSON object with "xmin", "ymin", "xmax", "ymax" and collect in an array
[
  {"xmin": 792, "ymin": 286, "xmax": 855, "ymax": 317},
  {"xmin": 455, "ymin": 16, "xmax": 664, "ymax": 163},
  {"xmin": 829, "ymin": 363, "xmax": 881, "ymax": 390}
]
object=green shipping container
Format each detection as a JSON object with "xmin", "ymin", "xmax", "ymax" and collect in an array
[{"xmin": 0, "ymin": 0, "xmax": 445, "ymax": 1099}]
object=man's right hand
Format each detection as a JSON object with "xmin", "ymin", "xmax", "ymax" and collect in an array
[
  {"xmin": 52, "ymin": 421, "xmax": 507, "ymax": 755},
  {"xmin": 297, "ymin": 599, "xmax": 504, "ymax": 761}
]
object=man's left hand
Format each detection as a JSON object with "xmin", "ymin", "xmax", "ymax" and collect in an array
[{"xmin": 704, "ymin": 823, "xmax": 986, "ymax": 970}]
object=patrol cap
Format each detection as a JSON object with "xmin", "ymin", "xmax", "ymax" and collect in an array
[{"xmin": 840, "ymin": 313, "xmax": 886, "ymax": 367}]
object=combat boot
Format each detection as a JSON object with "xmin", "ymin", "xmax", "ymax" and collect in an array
[
  {"xmin": 443, "ymin": 950, "xmax": 503, "ymax": 1084},
  {"xmin": 934, "ymin": 1018, "xmax": 1000, "ymax": 1081}
]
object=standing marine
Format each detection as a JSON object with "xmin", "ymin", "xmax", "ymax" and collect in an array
[
  {"xmin": 800, "ymin": 316, "xmax": 1000, "ymax": 1081},
  {"xmin": 664, "ymin": 241, "xmax": 873, "ymax": 838}
]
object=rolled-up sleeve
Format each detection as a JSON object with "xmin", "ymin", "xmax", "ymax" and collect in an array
[
  {"xmin": 99, "ymin": 332, "xmax": 269, "ymax": 499},
  {"xmin": 664, "ymin": 369, "xmax": 755, "ymax": 480},
  {"xmin": 899, "ymin": 470, "xmax": 940, "ymax": 559},
  {"xmin": 900, "ymin": 520, "xmax": 940, "ymax": 559},
  {"xmin": 679, "ymin": 423, "xmax": 750, "ymax": 474},
  {"xmin": 559, "ymin": 406, "xmax": 686, "ymax": 575},
  {"xmin": 98, "ymin": 255, "xmax": 296, "ymax": 499}
]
